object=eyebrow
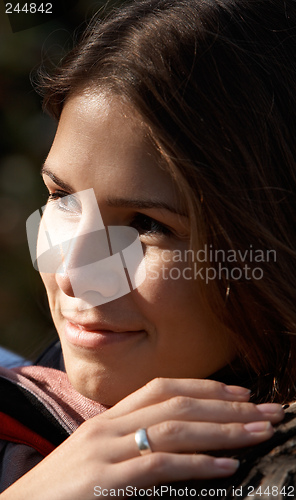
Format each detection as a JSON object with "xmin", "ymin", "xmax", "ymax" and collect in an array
[
  {"xmin": 106, "ymin": 197, "xmax": 186, "ymax": 216},
  {"xmin": 41, "ymin": 166, "xmax": 74, "ymax": 193},
  {"xmin": 41, "ymin": 165, "xmax": 186, "ymax": 216}
]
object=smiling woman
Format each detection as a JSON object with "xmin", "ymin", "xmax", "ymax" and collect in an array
[
  {"xmin": 1, "ymin": 0, "xmax": 296, "ymax": 498},
  {"xmin": 38, "ymin": 93, "xmax": 236, "ymax": 406}
]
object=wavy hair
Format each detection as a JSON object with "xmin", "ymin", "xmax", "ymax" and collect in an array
[{"xmin": 39, "ymin": 0, "xmax": 296, "ymax": 403}]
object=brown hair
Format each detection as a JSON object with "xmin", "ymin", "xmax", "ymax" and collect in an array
[{"xmin": 40, "ymin": 0, "xmax": 296, "ymax": 403}]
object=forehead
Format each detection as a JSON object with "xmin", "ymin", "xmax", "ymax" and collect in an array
[
  {"xmin": 46, "ymin": 91, "xmax": 177, "ymax": 198},
  {"xmin": 50, "ymin": 91, "xmax": 153, "ymax": 162}
]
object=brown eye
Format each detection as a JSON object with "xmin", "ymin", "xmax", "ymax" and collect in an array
[{"xmin": 130, "ymin": 213, "xmax": 172, "ymax": 236}]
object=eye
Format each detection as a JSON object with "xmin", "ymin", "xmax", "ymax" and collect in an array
[
  {"xmin": 47, "ymin": 191, "xmax": 82, "ymax": 215},
  {"xmin": 130, "ymin": 213, "xmax": 172, "ymax": 236}
]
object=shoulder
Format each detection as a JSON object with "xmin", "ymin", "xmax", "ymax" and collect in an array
[
  {"xmin": 0, "ymin": 441, "xmax": 44, "ymax": 493},
  {"xmin": 0, "ymin": 346, "xmax": 31, "ymax": 368}
]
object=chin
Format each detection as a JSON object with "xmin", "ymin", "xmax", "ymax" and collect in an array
[{"xmin": 64, "ymin": 357, "xmax": 140, "ymax": 406}]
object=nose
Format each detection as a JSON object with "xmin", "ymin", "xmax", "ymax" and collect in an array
[
  {"xmin": 55, "ymin": 254, "xmax": 130, "ymax": 303},
  {"xmin": 55, "ymin": 229, "xmax": 131, "ymax": 309}
]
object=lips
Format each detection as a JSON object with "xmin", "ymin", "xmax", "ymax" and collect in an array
[
  {"xmin": 63, "ymin": 318, "xmax": 146, "ymax": 349},
  {"xmin": 63, "ymin": 314, "xmax": 143, "ymax": 333}
]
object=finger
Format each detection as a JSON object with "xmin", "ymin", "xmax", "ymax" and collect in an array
[
  {"xmin": 115, "ymin": 419, "xmax": 274, "ymax": 461},
  {"xmin": 110, "ymin": 453, "xmax": 239, "ymax": 490},
  {"xmin": 114, "ymin": 397, "xmax": 284, "ymax": 434},
  {"xmin": 106, "ymin": 377, "xmax": 251, "ymax": 418},
  {"xmin": 144, "ymin": 419, "xmax": 275, "ymax": 453}
]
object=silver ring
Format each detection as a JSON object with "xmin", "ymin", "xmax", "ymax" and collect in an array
[{"xmin": 135, "ymin": 428, "xmax": 152, "ymax": 455}]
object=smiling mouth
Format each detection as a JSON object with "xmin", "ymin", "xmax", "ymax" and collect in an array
[{"xmin": 63, "ymin": 320, "xmax": 146, "ymax": 348}]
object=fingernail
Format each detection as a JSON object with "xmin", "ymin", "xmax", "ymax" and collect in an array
[
  {"xmin": 224, "ymin": 385, "xmax": 251, "ymax": 396},
  {"xmin": 214, "ymin": 458, "xmax": 240, "ymax": 471},
  {"xmin": 244, "ymin": 421, "xmax": 273, "ymax": 433},
  {"xmin": 257, "ymin": 403, "xmax": 284, "ymax": 415}
]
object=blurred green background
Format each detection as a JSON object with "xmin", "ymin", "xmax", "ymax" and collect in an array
[{"xmin": 0, "ymin": 0, "xmax": 128, "ymax": 360}]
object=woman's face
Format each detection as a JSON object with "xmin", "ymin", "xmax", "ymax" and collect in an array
[{"xmin": 40, "ymin": 91, "xmax": 236, "ymax": 405}]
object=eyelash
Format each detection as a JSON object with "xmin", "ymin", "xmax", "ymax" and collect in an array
[
  {"xmin": 47, "ymin": 191, "xmax": 172, "ymax": 237},
  {"xmin": 47, "ymin": 191, "xmax": 66, "ymax": 202},
  {"xmin": 47, "ymin": 191, "xmax": 81, "ymax": 214},
  {"xmin": 130, "ymin": 213, "xmax": 172, "ymax": 237}
]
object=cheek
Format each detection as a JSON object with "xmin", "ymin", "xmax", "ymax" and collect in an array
[
  {"xmin": 133, "ymin": 255, "xmax": 235, "ymax": 378},
  {"xmin": 134, "ymin": 249, "xmax": 200, "ymax": 319},
  {"xmin": 40, "ymin": 272, "xmax": 58, "ymax": 307}
]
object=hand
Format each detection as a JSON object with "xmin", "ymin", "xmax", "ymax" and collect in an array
[{"xmin": 2, "ymin": 378, "xmax": 284, "ymax": 500}]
